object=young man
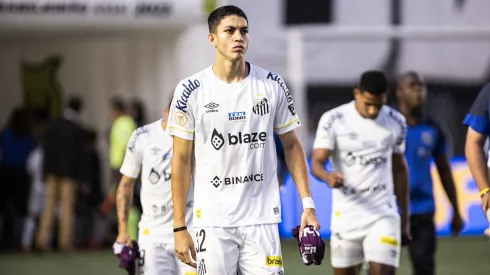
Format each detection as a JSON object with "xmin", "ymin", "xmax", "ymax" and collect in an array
[
  {"xmin": 115, "ymin": 101, "xmax": 196, "ymax": 274},
  {"xmin": 396, "ymin": 71, "xmax": 463, "ymax": 275},
  {"xmin": 311, "ymin": 71, "xmax": 410, "ymax": 275},
  {"xmin": 167, "ymin": 5, "xmax": 319, "ymax": 275},
  {"xmin": 463, "ymin": 82, "xmax": 490, "ymax": 236}
]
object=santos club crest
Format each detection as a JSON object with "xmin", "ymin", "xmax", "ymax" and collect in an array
[{"xmin": 253, "ymin": 97, "xmax": 270, "ymax": 116}]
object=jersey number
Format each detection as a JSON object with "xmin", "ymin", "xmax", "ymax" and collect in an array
[{"xmin": 196, "ymin": 229, "xmax": 206, "ymax": 253}]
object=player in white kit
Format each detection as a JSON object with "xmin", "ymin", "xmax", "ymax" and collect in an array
[
  {"xmin": 115, "ymin": 100, "xmax": 196, "ymax": 275},
  {"xmin": 311, "ymin": 71, "xmax": 410, "ymax": 275},
  {"xmin": 167, "ymin": 5, "xmax": 320, "ymax": 275}
]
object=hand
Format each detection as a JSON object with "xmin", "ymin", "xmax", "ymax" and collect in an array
[
  {"xmin": 299, "ymin": 208, "xmax": 320, "ymax": 240},
  {"xmin": 450, "ymin": 213, "xmax": 464, "ymax": 237},
  {"xmin": 482, "ymin": 193, "xmax": 490, "ymax": 236},
  {"xmin": 174, "ymin": 230, "xmax": 197, "ymax": 268},
  {"xmin": 115, "ymin": 231, "xmax": 132, "ymax": 247},
  {"xmin": 401, "ymin": 218, "xmax": 412, "ymax": 246},
  {"xmin": 326, "ymin": 172, "xmax": 344, "ymax": 188}
]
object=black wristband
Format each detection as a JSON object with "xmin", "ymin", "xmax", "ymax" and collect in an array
[{"xmin": 173, "ymin": 226, "xmax": 187, "ymax": 233}]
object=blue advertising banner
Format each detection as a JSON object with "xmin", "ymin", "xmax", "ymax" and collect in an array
[{"xmin": 279, "ymin": 157, "xmax": 488, "ymax": 238}]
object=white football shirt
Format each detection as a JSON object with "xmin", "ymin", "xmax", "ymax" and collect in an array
[
  {"xmin": 313, "ymin": 101, "xmax": 407, "ymax": 231},
  {"xmin": 120, "ymin": 120, "xmax": 194, "ymax": 241},
  {"xmin": 167, "ymin": 63, "xmax": 300, "ymax": 227}
]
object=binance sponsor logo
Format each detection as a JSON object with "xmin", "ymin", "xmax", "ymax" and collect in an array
[{"xmin": 265, "ymin": 256, "xmax": 283, "ymax": 267}]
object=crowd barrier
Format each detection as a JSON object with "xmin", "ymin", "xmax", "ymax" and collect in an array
[{"xmin": 278, "ymin": 157, "xmax": 488, "ymax": 238}]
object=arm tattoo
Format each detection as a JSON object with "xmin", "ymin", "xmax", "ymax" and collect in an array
[{"xmin": 116, "ymin": 181, "xmax": 134, "ymax": 228}]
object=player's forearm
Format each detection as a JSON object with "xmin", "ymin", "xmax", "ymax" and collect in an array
[
  {"xmin": 284, "ymin": 141, "xmax": 312, "ymax": 198},
  {"xmin": 393, "ymin": 160, "xmax": 409, "ymax": 220},
  {"xmin": 116, "ymin": 177, "xmax": 135, "ymax": 233},
  {"xmin": 465, "ymin": 141, "xmax": 490, "ymax": 191},
  {"xmin": 171, "ymin": 157, "xmax": 192, "ymax": 228},
  {"xmin": 311, "ymin": 159, "xmax": 330, "ymax": 184}
]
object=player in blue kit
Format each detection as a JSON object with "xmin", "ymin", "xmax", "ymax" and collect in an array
[
  {"xmin": 396, "ymin": 71, "xmax": 463, "ymax": 275},
  {"xmin": 463, "ymin": 82, "xmax": 490, "ymax": 236}
]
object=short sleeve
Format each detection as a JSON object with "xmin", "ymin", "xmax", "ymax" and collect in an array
[
  {"xmin": 390, "ymin": 110, "xmax": 407, "ymax": 154},
  {"xmin": 313, "ymin": 112, "xmax": 336, "ymax": 150},
  {"xmin": 270, "ymin": 73, "xmax": 301, "ymax": 135},
  {"xmin": 120, "ymin": 129, "xmax": 144, "ymax": 179},
  {"xmin": 463, "ymin": 83, "xmax": 490, "ymax": 135},
  {"xmin": 167, "ymin": 80, "xmax": 196, "ymax": 140}
]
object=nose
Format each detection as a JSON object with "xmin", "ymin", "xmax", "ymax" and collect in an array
[
  {"xmin": 233, "ymin": 30, "xmax": 244, "ymax": 41},
  {"xmin": 367, "ymin": 106, "xmax": 380, "ymax": 118}
]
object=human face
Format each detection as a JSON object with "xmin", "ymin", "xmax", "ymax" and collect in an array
[
  {"xmin": 209, "ymin": 15, "xmax": 249, "ymax": 62},
  {"xmin": 354, "ymin": 88, "xmax": 387, "ymax": 119},
  {"xmin": 397, "ymin": 74, "xmax": 427, "ymax": 110}
]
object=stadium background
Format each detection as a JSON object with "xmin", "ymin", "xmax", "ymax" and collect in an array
[{"xmin": 0, "ymin": 0, "xmax": 489, "ymax": 274}]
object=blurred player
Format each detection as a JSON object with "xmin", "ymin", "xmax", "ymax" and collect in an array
[
  {"xmin": 463, "ymin": 82, "xmax": 490, "ymax": 236},
  {"xmin": 114, "ymin": 100, "xmax": 196, "ymax": 274},
  {"xmin": 167, "ymin": 5, "xmax": 319, "ymax": 275},
  {"xmin": 396, "ymin": 71, "xmax": 463, "ymax": 275},
  {"xmin": 311, "ymin": 71, "xmax": 410, "ymax": 275}
]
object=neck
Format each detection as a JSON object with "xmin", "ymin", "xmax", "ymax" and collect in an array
[
  {"xmin": 354, "ymin": 101, "xmax": 367, "ymax": 119},
  {"xmin": 213, "ymin": 56, "xmax": 247, "ymax": 83},
  {"xmin": 161, "ymin": 117, "xmax": 167, "ymax": 130},
  {"xmin": 399, "ymin": 103, "xmax": 421, "ymax": 125}
]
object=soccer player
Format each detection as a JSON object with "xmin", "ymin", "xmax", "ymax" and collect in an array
[
  {"xmin": 115, "ymin": 100, "xmax": 196, "ymax": 274},
  {"xmin": 396, "ymin": 71, "xmax": 463, "ymax": 275},
  {"xmin": 463, "ymin": 82, "xmax": 490, "ymax": 236},
  {"xmin": 167, "ymin": 5, "xmax": 319, "ymax": 275},
  {"xmin": 311, "ymin": 71, "xmax": 410, "ymax": 275}
]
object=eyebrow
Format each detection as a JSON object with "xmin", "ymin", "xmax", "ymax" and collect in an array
[{"xmin": 224, "ymin": 26, "xmax": 248, "ymax": 30}]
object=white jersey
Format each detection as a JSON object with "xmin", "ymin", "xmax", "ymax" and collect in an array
[
  {"xmin": 167, "ymin": 63, "xmax": 300, "ymax": 227},
  {"xmin": 313, "ymin": 101, "xmax": 407, "ymax": 231},
  {"xmin": 120, "ymin": 120, "xmax": 194, "ymax": 241}
]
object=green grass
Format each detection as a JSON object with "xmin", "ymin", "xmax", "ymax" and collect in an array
[{"xmin": 0, "ymin": 237, "xmax": 488, "ymax": 275}]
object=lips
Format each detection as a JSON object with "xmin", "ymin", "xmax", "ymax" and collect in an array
[{"xmin": 233, "ymin": 45, "xmax": 244, "ymax": 50}]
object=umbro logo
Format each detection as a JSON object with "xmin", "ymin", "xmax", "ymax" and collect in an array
[
  {"xmin": 211, "ymin": 176, "xmax": 222, "ymax": 188},
  {"xmin": 204, "ymin": 102, "xmax": 219, "ymax": 113}
]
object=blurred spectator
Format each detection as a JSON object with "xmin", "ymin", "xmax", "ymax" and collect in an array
[
  {"xmin": 100, "ymin": 97, "xmax": 139, "ymax": 241},
  {"xmin": 76, "ymin": 129, "xmax": 103, "ymax": 249},
  {"xmin": 22, "ymin": 108, "xmax": 50, "ymax": 252},
  {"xmin": 129, "ymin": 98, "xmax": 147, "ymax": 127},
  {"xmin": 36, "ymin": 96, "xmax": 85, "ymax": 252},
  {"xmin": 0, "ymin": 107, "xmax": 36, "ymax": 250}
]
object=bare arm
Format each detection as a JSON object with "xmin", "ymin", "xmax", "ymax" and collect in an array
[
  {"xmin": 465, "ymin": 127, "xmax": 490, "ymax": 191},
  {"xmin": 171, "ymin": 136, "xmax": 194, "ymax": 228},
  {"xmin": 311, "ymin": 148, "xmax": 332, "ymax": 184},
  {"xmin": 434, "ymin": 154, "xmax": 460, "ymax": 215},
  {"xmin": 278, "ymin": 130, "xmax": 311, "ymax": 199},
  {"xmin": 116, "ymin": 175, "xmax": 136, "ymax": 234},
  {"xmin": 392, "ymin": 153, "xmax": 409, "ymax": 222}
]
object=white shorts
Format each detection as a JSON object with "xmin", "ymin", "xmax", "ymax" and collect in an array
[
  {"xmin": 194, "ymin": 224, "xmax": 284, "ymax": 275},
  {"xmin": 138, "ymin": 232, "xmax": 197, "ymax": 275},
  {"xmin": 330, "ymin": 216, "xmax": 401, "ymax": 269}
]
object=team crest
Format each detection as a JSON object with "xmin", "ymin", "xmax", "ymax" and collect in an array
[
  {"xmin": 252, "ymin": 96, "xmax": 270, "ymax": 116},
  {"xmin": 421, "ymin": 131, "xmax": 433, "ymax": 146},
  {"xmin": 175, "ymin": 112, "xmax": 187, "ymax": 126}
]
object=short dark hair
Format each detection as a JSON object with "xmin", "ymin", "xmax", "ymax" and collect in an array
[
  {"xmin": 67, "ymin": 96, "xmax": 83, "ymax": 113},
  {"xmin": 358, "ymin": 70, "xmax": 388, "ymax": 95},
  {"xmin": 110, "ymin": 96, "xmax": 126, "ymax": 113},
  {"xmin": 208, "ymin": 5, "xmax": 248, "ymax": 33}
]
